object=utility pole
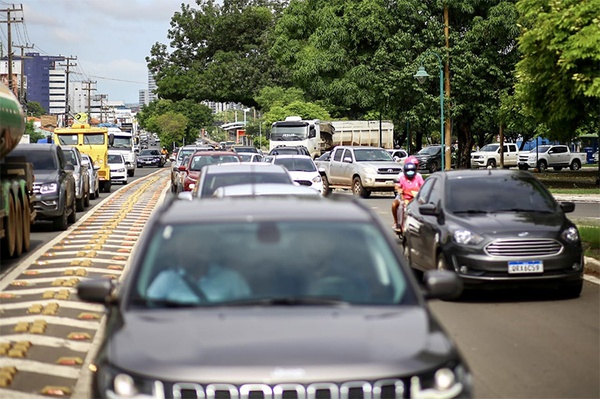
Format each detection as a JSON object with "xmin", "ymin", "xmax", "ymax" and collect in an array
[
  {"xmin": 59, "ymin": 56, "xmax": 77, "ymax": 126},
  {"xmin": 443, "ymin": 5, "xmax": 452, "ymax": 170},
  {"xmin": 82, "ymin": 80, "xmax": 96, "ymax": 117},
  {"xmin": 0, "ymin": 4, "xmax": 24, "ymax": 94},
  {"xmin": 13, "ymin": 43, "xmax": 34, "ymax": 106}
]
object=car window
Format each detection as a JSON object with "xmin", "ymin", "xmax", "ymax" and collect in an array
[
  {"xmin": 62, "ymin": 150, "xmax": 78, "ymax": 165},
  {"xmin": 12, "ymin": 149, "xmax": 57, "ymax": 170},
  {"xmin": 54, "ymin": 134, "xmax": 78, "ymax": 145},
  {"xmin": 416, "ymin": 177, "xmax": 435, "ymax": 204},
  {"xmin": 133, "ymin": 222, "xmax": 413, "ymax": 307},
  {"xmin": 108, "ymin": 154, "xmax": 124, "ymax": 163},
  {"xmin": 333, "ymin": 149, "xmax": 344, "ymax": 161},
  {"xmin": 201, "ymin": 171, "xmax": 292, "ymax": 197},
  {"xmin": 445, "ymin": 175, "xmax": 556, "ymax": 213}
]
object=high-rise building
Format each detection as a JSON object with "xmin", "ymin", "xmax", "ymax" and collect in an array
[{"xmin": 24, "ymin": 52, "xmax": 66, "ymax": 113}]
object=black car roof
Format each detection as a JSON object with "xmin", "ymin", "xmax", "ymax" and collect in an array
[{"xmin": 159, "ymin": 196, "xmax": 374, "ymax": 225}]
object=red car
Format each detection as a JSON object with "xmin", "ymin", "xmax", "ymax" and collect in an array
[{"xmin": 179, "ymin": 151, "xmax": 241, "ymax": 192}]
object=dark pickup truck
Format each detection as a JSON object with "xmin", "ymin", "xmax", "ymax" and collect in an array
[{"xmin": 11, "ymin": 144, "xmax": 77, "ymax": 230}]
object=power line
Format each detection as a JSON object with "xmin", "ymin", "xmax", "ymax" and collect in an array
[{"xmin": 71, "ymin": 72, "xmax": 145, "ymax": 84}]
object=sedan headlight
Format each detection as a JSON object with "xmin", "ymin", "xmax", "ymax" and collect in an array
[
  {"xmin": 453, "ymin": 229, "xmax": 484, "ymax": 245},
  {"xmin": 117, "ymin": 168, "xmax": 126, "ymax": 173},
  {"xmin": 312, "ymin": 175, "xmax": 322, "ymax": 183},
  {"xmin": 561, "ymin": 226, "xmax": 580, "ymax": 243},
  {"xmin": 40, "ymin": 183, "xmax": 58, "ymax": 194}
]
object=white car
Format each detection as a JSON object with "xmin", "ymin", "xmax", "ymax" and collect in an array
[
  {"xmin": 270, "ymin": 154, "xmax": 324, "ymax": 194},
  {"xmin": 387, "ymin": 148, "xmax": 408, "ymax": 165},
  {"xmin": 237, "ymin": 152, "xmax": 263, "ymax": 162},
  {"xmin": 81, "ymin": 153, "xmax": 100, "ymax": 199},
  {"xmin": 107, "ymin": 151, "xmax": 128, "ymax": 185}
]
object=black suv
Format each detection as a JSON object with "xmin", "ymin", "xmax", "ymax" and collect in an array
[
  {"xmin": 269, "ymin": 145, "xmax": 311, "ymax": 156},
  {"xmin": 137, "ymin": 149, "xmax": 165, "ymax": 168},
  {"xmin": 78, "ymin": 195, "xmax": 471, "ymax": 399},
  {"xmin": 11, "ymin": 144, "xmax": 77, "ymax": 230}
]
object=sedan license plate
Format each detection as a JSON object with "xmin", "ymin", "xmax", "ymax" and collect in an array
[{"xmin": 508, "ymin": 261, "xmax": 543, "ymax": 274}]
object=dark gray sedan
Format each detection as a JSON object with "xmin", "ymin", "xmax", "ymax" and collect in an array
[{"xmin": 403, "ymin": 169, "xmax": 584, "ymax": 297}]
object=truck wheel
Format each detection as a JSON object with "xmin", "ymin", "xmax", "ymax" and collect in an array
[
  {"xmin": 352, "ymin": 177, "xmax": 370, "ymax": 198},
  {"xmin": 84, "ymin": 189, "xmax": 90, "ymax": 207},
  {"xmin": 95, "ymin": 186, "xmax": 100, "ymax": 198},
  {"xmin": 68, "ymin": 195, "xmax": 77, "ymax": 224},
  {"xmin": 1, "ymin": 195, "xmax": 17, "ymax": 257},
  {"xmin": 487, "ymin": 159, "xmax": 497, "ymax": 168},
  {"xmin": 322, "ymin": 175, "xmax": 331, "ymax": 197},
  {"xmin": 429, "ymin": 161, "xmax": 438, "ymax": 173},
  {"xmin": 570, "ymin": 160, "xmax": 581, "ymax": 170},
  {"xmin": 13, "ymin": 195, "xmax": 23, "ymax": 257},
  {"xmin": 537, "ymin": 160, "xmax": 548, "ymax": 172},
  {"xmin": 21, "ymin": 194, "xmax": 31, "ymax": 253},
  {"xmin": 128, "ymin": 170, "xmax": 134, "ymax": 177},
  {"xmin": 553, "ymin": 166, "xmax": 563, "ymax": 171}
]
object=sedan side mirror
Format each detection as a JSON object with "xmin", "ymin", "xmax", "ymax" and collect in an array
[{"xmin": 77, "ymin": 278, "xmax": 118, "ymax": 305}]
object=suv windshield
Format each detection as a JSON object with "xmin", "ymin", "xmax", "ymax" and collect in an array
[
  {"xmin": 11, "ymin": 149, "xmax": 57, "ymax": 170},
  {"xmin": 133, "ymin": 222, "xmax": 412, "ymax": 307},
  {"xmin": 108, "ymin": 154, "xmax": 124, "ymax": 164},
  {"xmin": 274, "ymin": 157, "xmax": 316, "ymax": 172},
  {"xmin": 62, "ymin": 150, "xmax": 79, "ymax": 165},
  {"xmin": 479, "ymin": 144, "xmax": 499, "ymax": 152}
]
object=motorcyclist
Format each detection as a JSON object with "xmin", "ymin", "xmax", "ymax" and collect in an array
[{"xmin": 392, "ymin": 157, "xmax": 424, "ymax": 233}]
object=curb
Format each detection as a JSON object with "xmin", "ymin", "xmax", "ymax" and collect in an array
[{"xmin": 584, "ymin": 256, "xmax": 600, "ymax": 277}]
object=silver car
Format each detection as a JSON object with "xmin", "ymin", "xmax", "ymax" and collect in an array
[
  {"xmin": 81, "ymin": 153, "xmax": 100, "ymax": 199},
  {"xmin": 61, "ymin": 146, "xmax": 90, "ymax": 211}
]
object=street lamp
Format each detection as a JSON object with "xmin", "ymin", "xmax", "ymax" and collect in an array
[{"xmin": 414, "ymin": 52, "xmax": 445, "ymax": 171}]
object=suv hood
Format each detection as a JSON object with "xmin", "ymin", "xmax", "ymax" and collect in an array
[
  {"xmin": 359, "ymin": 161, "xmax": 402, "ymax": 170},
  {"xmin": 32, "ymin": 170, "xmax": 60, "ymax": 183},
  {"xmin": 110, "ymin": 307, "xmax": 453, "ymax": 382}
]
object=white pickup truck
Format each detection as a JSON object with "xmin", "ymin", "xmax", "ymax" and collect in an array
[
  {"xmin": 470, "ymin": 143, "xmax": 519, "ymax": 168},
  {"xmin": 517, "ymin": 144, "xmax": 586, "ymax": 171},
  {"xmin": 316, "ymin": 146, "xmax": 402, "ymax": 198}
]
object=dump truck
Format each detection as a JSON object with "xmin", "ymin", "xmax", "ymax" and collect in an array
[{"xmin": 0, "ymin": 82, "xmax": 36, "ymax": 258}]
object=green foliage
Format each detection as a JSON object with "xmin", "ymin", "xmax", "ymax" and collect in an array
[
  {"xmin": 255, "ymin": 86, "xmax": 305, "ymax": 112},
  {"xmin": 146, "ymin": 0, "xmax": 289, "ymax": 107},
  {"xmin": 515, "ymin": 0, "xmax": 600, "ymax": 140},
  {"xmin": 25, "ymin": 121, "xmax": 45, "ymax": 143},
  {"xmin": 137, "ymin": 99, "xmax": 213, "ymax": 147},
  {"xmin": 155, "ymin": 111, "xmax": 189, "ymax": 148},
  {"xmin": 263, "ymin": 101, "xmax": 331, "ymax": 126},
  {"xmin": 26, "ymin": 101, "xmax": 46, "ymax": 117}
]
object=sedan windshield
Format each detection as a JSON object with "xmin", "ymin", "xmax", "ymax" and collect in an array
[
  {"xmin": 132, "ymin": 222, "xmax": 413, "ymax": 307},
  {"xmin": 274, "ymin": 157, "xmax": 317, "ymax": 172},
  {"xmin": 446, "ymin": 175, "xmax": 557, "ymax": 214}
]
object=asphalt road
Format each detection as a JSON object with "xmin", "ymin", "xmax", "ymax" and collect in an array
[
  {"xmin": 1, "ymin": 174, "xmax": 598, "ymax": 398},
  {"xmin": 364, "ymin": 192, "xmax": 600, "ymax": 398}
]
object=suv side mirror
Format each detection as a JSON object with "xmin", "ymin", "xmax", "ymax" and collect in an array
[
  {"xmin": 108, "ymin": 133, "xmax": 115, "ymax": 147},
  {"xmin": 64, "ymin": 164, "xmax": 75, "ymax": 172}
]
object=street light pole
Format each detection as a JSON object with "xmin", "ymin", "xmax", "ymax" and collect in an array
[{"xmin": 414, "ymin": 51, "xmax": 445, "ymax": 171}]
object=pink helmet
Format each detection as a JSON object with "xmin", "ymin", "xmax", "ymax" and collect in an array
[{"xmin": 405, "ymin": 155, "xmax": 419, "ymax": 167}]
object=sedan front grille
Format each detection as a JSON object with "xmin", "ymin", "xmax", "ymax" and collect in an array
[
  {"xmin": 295, "ymin": 180, "xmax": 313, "ymax": 186},
  {"xmin": 485, "ymin": 238, "xmax": 562, "ymax": 257},
  {"xmin": 164, "ymin": 380, "xmax": 406, "ymax": 399}
]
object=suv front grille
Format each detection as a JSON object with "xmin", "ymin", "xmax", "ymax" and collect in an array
[
  {"xmin": 163, "ymin": 380, "xmax": 406, "ymax": 399},
  {"xmin": 295, "ymin": 180, "xmax": 313, "ymax": 186},
  {"xmin": 377, "ymin": 167, "xmax": 402, "ymax": 175},
  {"xmin": 485, "ymin": 238, "xmax": 562, "ymax": 257}
]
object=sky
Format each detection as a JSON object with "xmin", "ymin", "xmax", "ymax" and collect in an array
[{"xmin": 1, "ymin": 0, "xmax": 197, "ymax": 104}]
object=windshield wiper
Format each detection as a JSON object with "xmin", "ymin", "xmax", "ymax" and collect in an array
[
  {"xmin": 132, "ymin": 298, "xmax": 200, "ymax": 308},
  {"xmin": 494, "ymin": 208, "xmax": 553, "ymax": 214},
  {"xmin": 219, "ymin": 296, "xmax": 350, "ymax": 307},
  {"xmin": 453, "ymin": 210, "xmax": 489, "ymax": 214}
]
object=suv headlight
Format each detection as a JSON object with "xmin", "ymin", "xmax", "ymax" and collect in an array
[
  {"xmin": 410, "ymin": 364, "xmax": 472, "ymax": 399},
  {"xmin": 453, "ymin": 229, "xmax": 484, "ymax": 245},
  {"xmin": 561, "ymin": 226, "xmax": 580, "ymax": 243},
  {"xmin": 364, "ymin": 166, "xmax": 377, "ymax": 175},
  {"xmin": 40, "ymin": 183, "xmax": 58, "ymax": 194},
  {"xmin": 312, "ymin": 175, "xmax": 322, "ymax": 183},
  {"xmin": 95, "ymin": 364, "xmax": 155, "ymax": 398}
]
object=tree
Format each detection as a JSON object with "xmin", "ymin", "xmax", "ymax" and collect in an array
[
  {"xmin": 155, "ymin": 112, "xmax": 189, "ymax": 148},
  {"xmin": 146, "ymin": 0, "xmax": 289, "ymax": 107},
  {"xmin": 26, "ymin": 101, "xmax": 45, "ymax": 117},
  {"xmin": 515, "ymin": 0, "xmax": 600, "ymax": 141},
  {"xmin": 25, "ymin": 120, "xmax": 45, "ymax": 143}
]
